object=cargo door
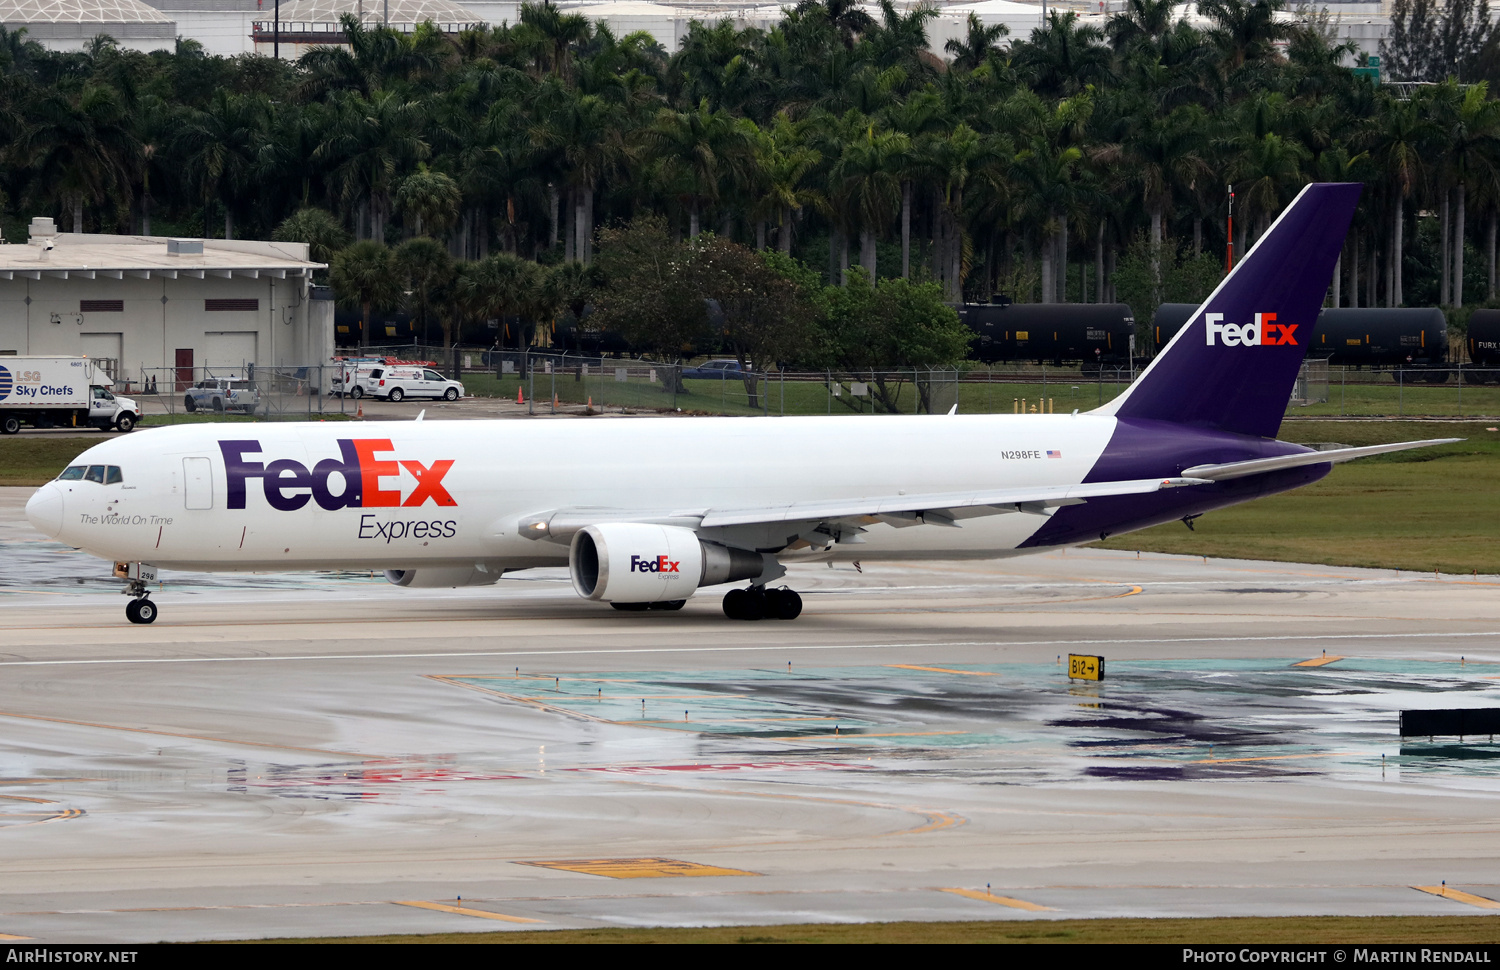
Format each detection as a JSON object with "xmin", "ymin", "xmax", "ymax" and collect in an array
[{"xmin": 183, "ymin": 457, "xmax": 213, "ymax": 510}]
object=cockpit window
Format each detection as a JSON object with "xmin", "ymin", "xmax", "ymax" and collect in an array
[
  {"xmin": 105, "ymin": 466, "xmax": 123, "ymax": 485},
  {"xmin": 84, "ymin": 465, "xmax": 105, "ymax": 484},
  {"xmin": 58, "ymin": 466, "xmax": 85, "ymax": 481}
]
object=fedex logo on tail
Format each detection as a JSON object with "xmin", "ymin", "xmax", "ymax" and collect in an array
[
  {"xmin": 1205, "ymin": 312, "xmax": 1299, "ymax": 347},
  {"xmin": 219, "ymin": 439, "xmax": 456, "ymax": 511}
]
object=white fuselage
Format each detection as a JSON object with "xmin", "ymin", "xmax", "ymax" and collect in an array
[{"xmin": 29, "ymin": 415, "xmax": 1117, "ymax": 571}]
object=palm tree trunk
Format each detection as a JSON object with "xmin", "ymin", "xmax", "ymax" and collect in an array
[
  {"xmin": 73, "ymin": 198, "xmax": 83, "ymax": 234},
  {"xmin": 830, "ymin": 226, "xmax": 841, "ymax": 284},
  {"xmin": 840, "ymin": 231, "xmax": 850, "ymax": 287},
  {"xmin": 548, "ymin": 184, "xmax": 559, "ymax": 248},
  {"xmin": 780, "ymin": 206, "xmax": 793, "ymax": 254},
  {"xmin": 1441, "ymin": 191, "xmax": 1451, "ymax": 306},
  {"xmin": 689, "ymin": 201, "xmax": 700, "ymax": 239},
  {"xmin": 1041, "ymin": 221, "xmax": 1054, "ymax": 305},
  {"xmin": 1489, "ymin": 209, "xmax": 1496, "ymax": 301},
  {"xmin": 564, "ymin": 188, "xmax": 575, "ymax": 262},
  {"xmin": 901, "ymin": 181, "xmax": 911, "ymax": 279},
  {"xmin": 1454, "ymin": 183, "xmax": 1466, "ymax": 309},
  {"xmin": 224, "ymin": 209, "xmax": 233, "ymax": 241},
  {"xmin": 860, "ymin": 229, "xmax": 876, "ymax": 280},
  {"xmin": 1333, "ymin": 253, "xmax": 1341, "ymax": 308},
  {"xmin": 755, "ymin": 220, "xmax": 765, "ymax": 249},
  {"xmin": 574, "ymin": 190, "xmax": 585, "ymax": 264},
  {"xmin": 1058, "ymin": 217, "xmax": 1068, "ymax": 303},
  {"xmin": 1350, "ymin": 236, "xmax": 1359, "ymax": 308},
  {"xmin": 1193, "ymin": 218, "xmax": 1201, "ymax": 255},
  {"xmin": 1095, "ymin": 221, "xmax": 1105, "ymax": 304},
  {"xmin": 141, "ymin": 194, "xmax": 151, "ymax": 236},
  {"xmin": 1395, "ymin": 196, "xmax": 1404, "ymax": 306}
]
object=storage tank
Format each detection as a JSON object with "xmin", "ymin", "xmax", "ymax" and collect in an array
[{"xmin": 960, "ymin": 303, "xmax": 1136, "ymax": 370}]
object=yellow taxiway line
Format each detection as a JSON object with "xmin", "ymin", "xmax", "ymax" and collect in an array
[
  {"xmin": 1293, "ymin": 655, "xmax": 1345, "ymax": 667},
  {"xmin": 1413, "ymin": 886, "xmax": 1500, "ymax": 910},
  {"xmin": 940, "ymin": 888, "xmax": 1055, "ymax": 911},
  {"xmin": 394, "ymin": 900, "xmax": 544, "ymax": 923},
  {"xmin": 886, "ymin": 665, "xmax": 997, "ymax": 676}
]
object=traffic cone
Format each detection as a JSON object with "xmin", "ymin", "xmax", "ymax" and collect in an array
[
  {"xmin": 553, "ymin": 393, "xmax": 559, "ymax": 409},
  {"xmin": 516, "ymin": 386, "xmax": 524, "ymax": 404},
  {"xmin": 356, "ymin": 403, "xmax": 363, "ymax": 419}
]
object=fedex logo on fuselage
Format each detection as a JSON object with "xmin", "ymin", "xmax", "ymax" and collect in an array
[
  {"xmin": 1204, "ymin": 312, "xmax": 1298, "ymax": 347},
  {"xmin": 219, "ymin": 439, "xmax": 456, "ymax": 512},
  {"xmin": 631, "ymin": 555, "xmax": 680, "ymax": 573}
]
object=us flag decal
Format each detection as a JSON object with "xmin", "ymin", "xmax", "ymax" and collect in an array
[{"xmin": 1046, "ymin": 450, "xmax": 1062, "ymax": 459}]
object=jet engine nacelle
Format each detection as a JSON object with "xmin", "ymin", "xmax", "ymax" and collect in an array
[
  {"xmin": 384, "ymin": 565, "xmax": 504, "ymax": 588},
  {"xmin": 569, "ymin": 523, "xmax": 767, "ymax": 603}
]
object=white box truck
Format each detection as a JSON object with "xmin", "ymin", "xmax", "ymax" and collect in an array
[{"xmin": 0, "ymin": 357, "xmax": 142, "ymax": 434}]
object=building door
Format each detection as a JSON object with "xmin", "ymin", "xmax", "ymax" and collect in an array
[
  {"xmin": 204, "ymin": 332, "xmax": 258, "ymax": 376},
  {"xmin": 175, "ymin": 349, "xmax": 194, "ymax": 392},
  {"xmin": 182, "ymin": 457, "xmax": 213, "ymax": 510}
]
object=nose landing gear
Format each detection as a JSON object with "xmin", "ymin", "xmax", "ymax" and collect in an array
[
  {"xmin": 125, "ymin": 596, "xmax": 157, "ymax": 624},
  {"xmin": 113, "ymin": 561, "xmax": 159, "ymax": 624},
  {"xmin": 723, "ymin": 585, "xmax": 802, "ymax": 621}
]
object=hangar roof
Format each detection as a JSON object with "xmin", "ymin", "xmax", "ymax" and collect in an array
[
  {"xmin": 0, "ymin": 232, "xmax": 324, "ymax": 282},
  {"xmin": 0, "ymin": 0, "xmax": 170, "ymax": 23},
  {"xmin": 275, "ymin": 0, "xmax": 482, "ymax": 25}
]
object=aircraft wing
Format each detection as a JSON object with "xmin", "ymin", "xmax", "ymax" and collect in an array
[
  {"xmin": 521, "ymin": 476, "xmax": 1209, "ymax": 540},
  {"xmin": 1181, "ymin": 439, "xmax": 1460, "ymax": 482}
]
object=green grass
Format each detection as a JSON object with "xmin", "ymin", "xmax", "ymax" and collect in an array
[
  {"xmin": 1098, "ymin": 420, "xmax": 1500, "ymax": 573},
  {"xmin": 250, "ymin": 915, "xmax": 1500, "ymax": 944},
  {"xmin": 1, "ymin": 437, "xmax": 103, "ymax": 485}
]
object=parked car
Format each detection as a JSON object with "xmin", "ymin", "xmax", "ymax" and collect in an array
[
  {"xmin": 680, "ymin": 359, "xmax": 750, "ymax": 380},
  {"xmin": 366, "ymin": 366, "xmax": 465, "ymax": 402},
  {"xmin": 184, "ymin": 379, "xmax": 259, "ymax": 414}
]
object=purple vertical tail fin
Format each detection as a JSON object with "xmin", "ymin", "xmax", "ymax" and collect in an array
[{"xmin": 1098, "ymin": 183, "xmax": 1360, "ymax": 439}]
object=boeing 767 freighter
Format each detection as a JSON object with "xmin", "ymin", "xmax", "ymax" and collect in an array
[{"xmin": 23, "ymin": 183, "xmax": 1453, "ymax": 624}]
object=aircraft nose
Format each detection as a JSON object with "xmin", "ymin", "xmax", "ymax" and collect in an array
[{"xmin": 25, "ymin": 483, "xmax": 64, "ymax": 539}]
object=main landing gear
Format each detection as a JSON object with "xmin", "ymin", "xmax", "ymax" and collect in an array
[{"xmin": 723, "ymin": 585, "xmax": 802, "ymax": 621}]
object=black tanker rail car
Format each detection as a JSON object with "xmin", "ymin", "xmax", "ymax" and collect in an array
[
  {"xmin": 1466, "ymin": 310, "xmax": 1500, "ymax": 374},
  {"xmin": 1309, "ymin": 308, "xmax": 1448, "ymax": 378},
  {"xmin": 961, "ymin": 303, "xmax": 1135, "ymax": 373},
  {"xmin": 1152, "ymin": 303, "xmax": 1198, "ymax": 353}
]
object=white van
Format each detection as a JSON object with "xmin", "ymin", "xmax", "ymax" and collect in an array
[{"xmin": 367, "ymin": 365, "xmax": 465, "ymax": 402}]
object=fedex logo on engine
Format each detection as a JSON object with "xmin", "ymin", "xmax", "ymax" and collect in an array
[
  {"xmin": 219, "ymin": 439, "xmax": 456, "ymax": 511},
  {"xmin": 1205, "ymin": 312, "xmax": 1298, "ymax": 347},
  {"xmin": 630, "ymin": 555, "xmax": 680, "ymax": 573}
]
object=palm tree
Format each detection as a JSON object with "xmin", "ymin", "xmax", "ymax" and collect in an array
[
  {"xmin": 831, "ymin": 124, "xmax": 908, "ymax": 280},
  {"xmin": 641, "ymin": 100, "xmax": 756, "ymax": 238},
  {"xmin": 15, "ymin": 84, "xmax": 139, "ymax": 234},
  {"xmin": 946, "ymin": 14, "xmax": 1009, "ymax": 72},
  {"xmin": 317, "ymin": 90, "xmax": 430, "ymax": 242},
  {"xmin": 395, "ymin": 237, "xmax": 454, "ymax": 345},
  {"xmin": 395, "ymin": 165, "xmax": 462, "ymax": 238},
  {"xmin": 331, "ymin": 241, "xmax": 399, "ymax": 350},
  {"xmin": 1437, "ymin": 81, "xmax": 1500, "ymax": 308},
  {"xmin": 172, "ymin": 89, "xmax": 268, "ymax": 239},
  {"xmin": 273, "ymin": 207, "xmax": 352, "ymax": 274}
]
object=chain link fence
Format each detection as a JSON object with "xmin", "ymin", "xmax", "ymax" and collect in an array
[{"xmin": 110, "ymin": 351, "xmax": 1500, "ymax": 422}]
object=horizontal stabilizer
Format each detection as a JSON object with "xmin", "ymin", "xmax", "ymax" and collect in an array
[{"xmin": 1181, "ymin": 439, "xmax": 1460, "ymax": 481}]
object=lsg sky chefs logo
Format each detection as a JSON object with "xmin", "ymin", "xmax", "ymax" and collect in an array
[
  {"xmin": 1205, "ymin": 312, "xmax": 1300, "ymax": 347},
  {"xmin": 219, "ymin": 439, "xmax": 456, "ymax": 511}
]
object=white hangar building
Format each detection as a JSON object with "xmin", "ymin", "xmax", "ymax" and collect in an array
[{"xmin": 0, "ymin": 218, "xmax": 330, "ymax": 391}]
